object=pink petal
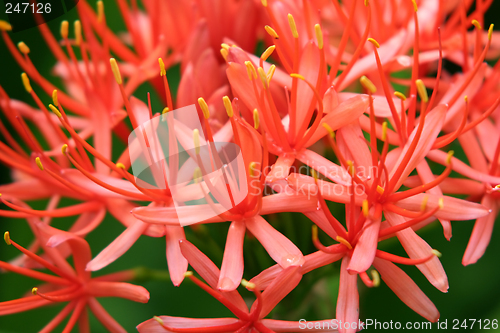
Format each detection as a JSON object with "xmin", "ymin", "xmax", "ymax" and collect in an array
[
  {"xmin": 257, "ymin": 265, "xmax": 302, "ymax": 318},
  {"xmin": 260, "ymin": 191, "xmax": 318, "ymax": 215},
  {"xmin": 336, "ymin": 256, "xmax": 359, "ymax": 333},
  {"xmin": 395, "ymin": 193, "xmax": 490, "ymax": 221},
  {"xmin": 86, "ymin": 220, "xmax": 149, "ymax": 272},
  {"xmin": 218, "ymin": 220, "xmax": 246, "ymax": 291},
  {"xmin": 463, "ymin": 195, "xmax": 498, "ymax": 265},
  {"xmin": 137, "ymin": 316, "xmax": 241, "ymax": 333},
  {"xmin": 178, "ymin": 239, "xmax": 248, "ymax": 313},
  {"xmin": 165, "ymin": 226, "xmax": 188, "ymax": 286},
  {"xmin": 297, "ymin": 150, "xmax": 351, "ymax": 186},
  {"xmin": 389, "ymin": 104, "xmax": 447, "ymax": 190},
  {"xmin": 348, "ymin": 217, "xmax": 381, "ymax": 274},
  {"xmin": 89, "ymin": 281, "xmax": 150, "ymax": 303},
  {"xmin": 245, "ymin": 216, "xmax": 304, "ymax": 268},
  {"xmin": 305, "ymin": 95, "xmax": 369, "ymax": 148},
  {"xmin": 373, "ymin": 257, "xmax": 439, "ymax": 322},
  {"xmin": 385, "ymin": 211, "xmax": 449, "ymax": 293}
]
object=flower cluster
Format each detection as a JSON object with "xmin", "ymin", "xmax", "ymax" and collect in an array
[{"xmin": 0, "ymin": 0, "xmax": 499, "ymax": 332}]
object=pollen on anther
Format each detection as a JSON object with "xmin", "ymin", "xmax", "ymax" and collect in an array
[
  {"xmin": 35, "ymin": 157, "xmax": 44, "ymax": 171},
  {"xmin": 241, "ymin": 279, "xmax": 256, "ymax": 290},
  {"xmin": 315, "ymin": 24, "xmax": 323, "ymax": 49},
  {"xmin": 287, "ymin": 14, "xmax": 298, "ymax": 38},
  {"xmin": 360, "ymin": 76, "xmax": 376, "ymax": 93},
  {"xmin": 446, "ymin": 151, "xmax": 454, "ymax": 164},
  {"xmin": 52, "ymin": 90, "xmax": 59, "ymax": 106},
  {"xmin": 261, "ymin": 45, "xmax": 275, "ymax": 61},
  {"xmin": 193, "ymin": 129, "xmax": 201, "ymax": 155},
  {"xmin": 158, "ymin": 58, "xmax": 166, "ymax": 76},
  {"xmin": 432, "ymin": 249, "xmax": 442, "ymax": 258},
  {"xmin": 362, "ymin": 200, "xmax": 369, "ymax": 217},
  {"xmin": 322, "ymin": 123, "xmax": 335, "ymax": 138},
  {"xmin": 61, "ymin": 144, "xmax": 68, "ymax": 155},
  {"xmin": 32, "ymin": 287, "xmax": 38, "ymax": 295},
  {"xmin": 0, "ymin": 20, "xmax": 12, "ymax": 31},
  {"xmin": 193, "ymin": 167, "xmax": 202, "ymax": 183},
  {"xmin": 74, "ymin": 20, "xmax": 82, "ymax": 45},
  {"xmin": 371, "ymin": 270, "xmax": 380, "ymax": 287},
  {"xmin": 21, "ymin": 73, "xmax": 32, "ymax": 93},
  {"xmin": 415, "ymin": 79, "xmax": 428, "ymax": 103},
  {"xmin": 367, "ymin": 37, "xmax": 380, "ymax": 48},
  {"xmin": 253, "ymin": 109, "xmax": 260, "ymax": 130},
  {"xmin": 17, "ymin": 42, "xmax": 30, "ymax": 54},
  {"xmin": 197, "ymin": 97, "xmax": 210, "ymax": 119},
  {"xmin": 222, "ymin": 96, "xmax": 234, "ymax": 117},
  {"xmin": 49, "ymin": 104, "xmax": 62, "ymax": 118},
  {"xmin": 97, "ymin": 1, "xmax": 105, "ymax": 23},
  {"xmin": 60, "ymin": 21, "xmax": 69, "ymax": 39},
  {"xmin": 109, "ymin": 58, "xmax": 122, "ymax": 84},
  {"xmin": 4, "ymin": 231, "xmax": 11, "ymax": 246},
  {"xmin": 257, "ymin": 67, "xmax": 268, "ymax": 89},
  {"xmin": 116, "ymin": 163, "xmax": 126, "ymax": 170},
  {"xmin": 394, "ymin": 91, "xmax": 406, "ymax": 100},
  {"xmin": 471, "ymin": 20, "xmax": 482, "ymax": 30},
  {"xmin": 265, "ymin": 25, "xmax": 279, "ymax": 39},
  {"xmin": 336, "ymin": 236, "xmax": 353, "ymax": 250}
]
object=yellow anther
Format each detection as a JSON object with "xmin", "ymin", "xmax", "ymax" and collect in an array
[
  {"xmin": 322, "ymin": 123, "xmax": 335, "ymax": 138},
  {"xmin": 261, "ymin": 0, "xmax": 267, "ymax": 7},
  {"xmin": 311, "ymin": 168, "xmax": 319, "ymax": 181},
  {"xmin": 222, "ymin": 96, "xmax": 234, "ymax": 117},
  {"xmin": 17, "ymin": 42, "xmax": 30, "ymax": 54},
  {"xmin": 267, "ymin": 64, "xmax": 276, "ymax": 83},
  {"xmin": 290, "ymin": 73, "xmax": 305, "ymax": 80},
  {"xmin": 21, "ymin": 73, "xmax": 32, "ymax": 93},
  {"xmin": 495, "ymin": 184, "xmax": 500, "ymax": 189},
  {"xmin": 35, "ymin": 157, "xmax": 44, "ymax": 171},
  {"xmin": 411, "ymin": 0, "xmax": 418, "ymax": 12},
  {"xmin": 257, "ymin": 67, "xmax": 268, "ymax": 89},
  {"xmin": 193, "ymin": 129, "xmax": 200, "ymax": 154},
  {"xmin": 60, "ymin": 21, "xmax": 69, "ymax": 39},
  {"xmin": 153, "ymin": 316, "xmax": 164, "ymax": 325},
  {"xmin": 471, "ymin": 20, "xmax": 482, "ymax": 30},
  {"xmin": 116, "ymin": 163, "xmax": 126, "ymax": 170},
  {"xmin": 74, "ymin": 20, "xmax": 82, "ymax": 46},
  {"xmin": 241, "ymin": 279, "xmax": 256, "ymax": 290},
  {"xmin": 346, "ymin": 160, "xmax": 355, "ymax": 177},
  {"xmin": 162, "ymin": 107, "xmax": 169, "ymax": 114},
  {"xmin": 394, "ymin": 91, "xmax": 407, "ymax": 100},
  {"xmin": 432, "ymin": 249, "xmax": 442, "ymax": 258},
  {"xmin": 245, "ymin": 61, "xmax": 257, "ymax": 80},
  {"xmin": 49, "ymin": 104, "xmax": 62, "ymax": 118},
  {"xmin": 382, "ymin": 122, "xmax": 388, "ymax": 141},
  {"xmin": 265, "ymin": 25, "xmax": 279, "ymax": 39},
  {"xmin": 488, "ymin": 24, "xmax": 494, "ymax": 40},
  {"xmin": 371, "ymin": 270, "xmax": 380, "ymax": 287},
  {"xmin": 438, "ymin": 198, "xmax": 444, "ymax": 209},
  {"xmin": 312, "ymin": 225, "xmax": 319, "ymax": 241},
  {"xmin": 221, "ymin": 43, "xmax": 230, "ymax": 51},
  {"xmin": 376, "ymin": 185, "xmax": 384, "ymax": 195},
  {"xmin": 315, "ymin": 24, "xmax": 323, "ymax": 49},
  {"xmin": 287, "ymin": 13, "xmax": 298, "ymax": 38},
  {"xmin": 158, "ymin": 58, "xmax": 166, "ymax": 76},
  {"xmin": 193, "ymin": 167, "xmax": 202, "ymax": 183},
  {"xmin": 446, "ymin": 150, "xmax": 454, "ymax": 164},
  {"xmin": 464, "ymin": 95, "xmax": 468, "ymax": 103},
  {"xmin": 97, "ymin": 1, "xmax": 104, "ymax": 23},
  {"xmin": 253, "ymin": 109, "xmax": 260, "ymax": 130},
  {"xmin": 415, "ymin": 79, "xmax": 428, "ymax": 103},
  {"xmin": 362, "ymin": 200, "xmax": 369, "ymax": 217},
  {"xmin": 420, "ymin": 195, "xmax": 429, "ymax": 211},
  {"xmin": 198, "ymin": 97, "xmax": 210, "ymax": 119},
  {"xmin": 0, "ymin": 20, "xmax": 12, "ymax": 31},
  {"xmin": 367, "ymin": 37, "xmax": 380, "ymax": 48},
  {"xmin": 109, "ymin": 58, "xmax": 122, "ymax": 85},
  {"xmin": 249, "ymin": 162, "xmax": 259, "ymax": 177},
  {"xmin": 4, "ymin": 231, "xmax": 11, "ymax": 245},
  {"xmin": 184, "ymin": 271, "xmax": 193, "ymax": 277},
  {"xmin": 32, "ymin": 287, "xmax": 38, "ymax": 295},
  {"xmin": 261, "ymin": 45, "xmax": 275, "ymax": 61},
  {"xmin": 61, "ymin": 144, "xmax": 68, "ymax": 155},
  {"xmin": 220, "ymin": 48, "xmax": 228, "ymax": 61},
  {"xmin": 52, "ymin": 90, "xmax": 59, "ymax": 106},
  {"xmin": 336, "ymin": 236, "xmax": 353, "ymax": 250},
  {"xmin": 360, "ymin": 76, "xmax": 376, "ymax": 94},
  {"xmin": 364, "ymin": 0, "xmax": 369, "ymax": 6}
]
